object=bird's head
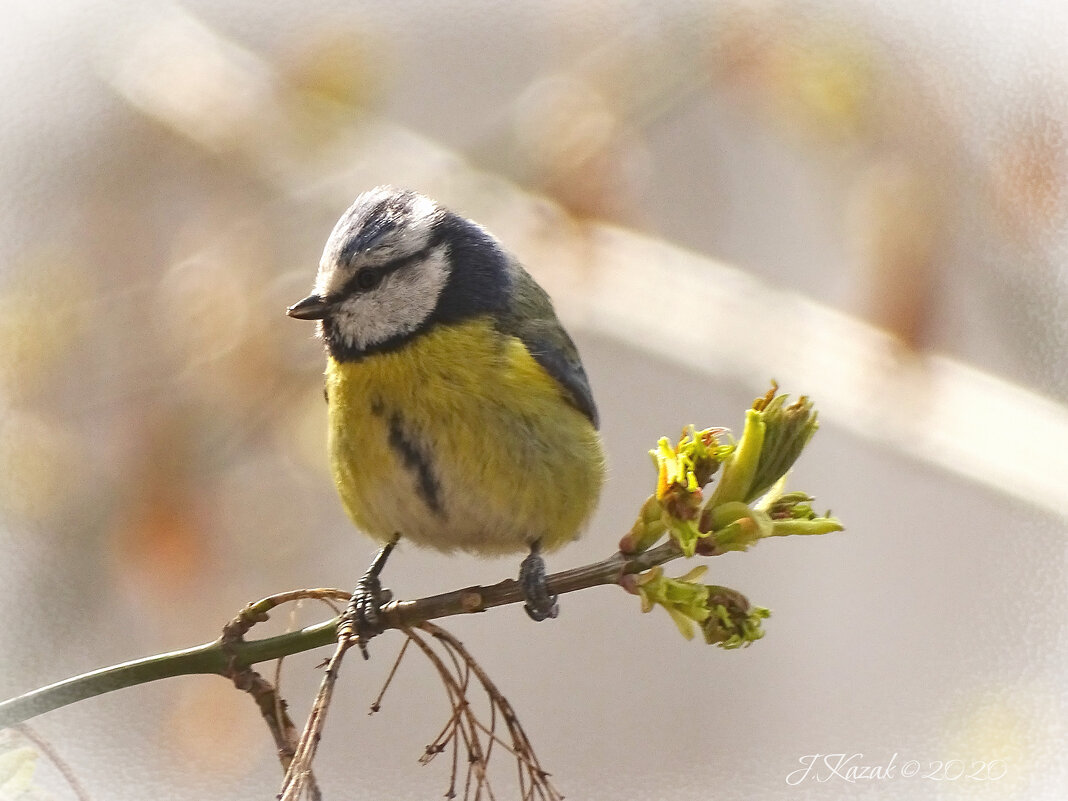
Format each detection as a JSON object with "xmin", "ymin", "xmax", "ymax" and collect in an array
[{"xmin": 288, "ymin": 186, "xmax": 470, "ymax": 358}]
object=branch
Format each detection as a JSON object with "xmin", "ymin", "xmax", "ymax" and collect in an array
[
  {"xmin": 2, "ymin": 386, "xmax": 845, "ymax": 746},
  {"xmin": 0, "ymin": 540, "xmax": 683, "ymax": 729}
]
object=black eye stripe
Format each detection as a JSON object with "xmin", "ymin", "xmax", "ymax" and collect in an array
[{"xmin": 342, "ymin": 244, "xmax": 437, "ymax": 295}]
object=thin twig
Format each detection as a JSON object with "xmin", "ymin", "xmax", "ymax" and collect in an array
[
  {"xmin": 369, "ymin": 637, "xmax": 411, "ymax": 715},
  {"xmin": 423, "ymin": 623, "xmax": 562, "ymax": 801},
  {"xmin": 220, "ymin": 590, "xmax": 352, "ymax": 801},
  {"xmin": 11, "ymin": 724, "xmax": 91, "ymax": 801},
  {"xmin": 356, "ymin": 622, "xmax": 563, "ymax": 800},
  {"xmin": 278, "ymin": 635, "xmax": 356, "ymax": 800},
  {"xmin": 404, "ymin": 627, "xmax": 492, "ymax": 800}
]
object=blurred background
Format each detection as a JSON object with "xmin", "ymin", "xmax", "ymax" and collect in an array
[{"xmin": 1, "ymin": 1, "xmax": 1066, "ymax": 799}]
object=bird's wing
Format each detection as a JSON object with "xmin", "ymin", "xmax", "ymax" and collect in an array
[{"xmin": 503, "ymin": 266, "xmax": 600, "ymax": 429}]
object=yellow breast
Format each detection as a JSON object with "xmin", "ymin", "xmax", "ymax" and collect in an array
[{"xmin": 325, "ymin": 317, "xmax": 604, "ymax": 555}]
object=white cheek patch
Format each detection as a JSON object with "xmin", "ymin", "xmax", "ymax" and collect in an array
[{"xmin": 332, "ymin": 247, "xmax": 450, "ymax": 351}]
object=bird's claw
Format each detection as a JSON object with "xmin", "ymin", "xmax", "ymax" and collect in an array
[
  {"xmin": 519, "ymin": 545, "xmax": 558, "ymax": 622},
  {"xmin": 339, "ymin": 536, "xmax": 398, "ymax": 659}
]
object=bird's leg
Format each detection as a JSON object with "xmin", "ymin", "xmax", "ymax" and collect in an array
[
  {"xmin": 518, "ymin": 540, "xmax": 558, "ymax": 621},
  {"xmin": 339, "ymin": 534, "xmax": 399, "ymax": 659}
]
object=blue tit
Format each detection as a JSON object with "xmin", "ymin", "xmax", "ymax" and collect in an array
[{"xmin": 287, "ymin": 186, "xmax": 605, "ymax": 622}]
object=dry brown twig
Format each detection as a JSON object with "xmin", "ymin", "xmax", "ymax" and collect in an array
[
  {"xmin": 220, "ymin": 589, "xmax": 348, "ymax": 801},
  {"xmin": 215, "ymin": 541, "xmax": 684, "ymax": 801},
  {"xmin": 224, "ymin": 531, "xmax": 763, "ymax": 799},
  {"xmin": 417, "ymin": 622, "xmax": 562, "ymax": 801},
  {"xmin": 233, "ymin": 586, "xmax": 562, "ymax": 801}
]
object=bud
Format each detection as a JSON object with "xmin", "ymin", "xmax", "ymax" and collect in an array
[
  {"xmin": 746, "ymin": 391, "xmax": 819, "ymax": 503},
  {"xmin": 634, "ymin": 565, "xmax": 711, "ymax": 640},
  {"xmin": 619, "ymin": 495, "xmax": 667, "ymax": 554},
  {"xmin": 701, "ymin": 586, "xmax": 771, "ymax": 649}
]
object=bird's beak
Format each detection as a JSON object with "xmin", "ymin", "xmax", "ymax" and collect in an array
[{"xmin": 286, "ymin": 294, "xmax": 332, "ymax": 320}]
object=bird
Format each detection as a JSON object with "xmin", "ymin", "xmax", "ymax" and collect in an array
[{"xmin": 287, "ymin": 186, "xmax": 605, "ymax": 641}]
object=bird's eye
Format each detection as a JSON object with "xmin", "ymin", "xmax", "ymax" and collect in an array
[{"xmin": 356, "ymin": 269, "xmax": 382, "ymax": 291}]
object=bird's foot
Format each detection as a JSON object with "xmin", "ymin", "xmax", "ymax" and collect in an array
[
  {"xmin": 519, "ymin": 542, "xmax": 558, "ymax": 621},
  {"xmin": 339, "ymin": 535, "xmax": 399, "ymax": 659}
]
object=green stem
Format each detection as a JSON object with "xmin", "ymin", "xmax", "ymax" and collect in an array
[{"xmin": 0, "ymin": 640, "xmax": 224, "ymax": 727}]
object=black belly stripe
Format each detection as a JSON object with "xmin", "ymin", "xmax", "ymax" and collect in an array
[{"xmin": 384, "ymin": 411, "xmax": 445, "ymax": 516}]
